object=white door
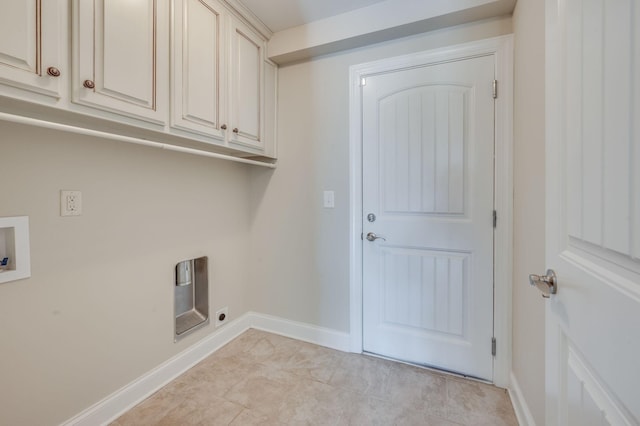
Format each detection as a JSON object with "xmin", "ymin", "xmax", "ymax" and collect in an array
[
  {"xmin": 362, "ymin": 55, "xmax": 496, "ymax": 380},
  {"xmin": 545, "ymin": 0, "xmax": 640, "ymax": 424}
]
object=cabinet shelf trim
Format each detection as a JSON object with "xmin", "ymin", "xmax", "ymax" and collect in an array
[{"xmin": 0, "ymin": 111, "xmax": 276, "ymax": 168}]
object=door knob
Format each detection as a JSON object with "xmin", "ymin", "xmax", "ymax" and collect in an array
[
  {"xmin": 529, "ymin": 269, "xmax": 557, "ymax": 298},
  {"xmin": 366, "ymin": 232, "xmax": 386, "ymax": 242},
  {"xmin": 83, "ymin": 79, "xmax": 95, "ymax": 89}
]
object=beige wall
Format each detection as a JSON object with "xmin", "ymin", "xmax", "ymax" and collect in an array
[
  {"xmin": 248, "ymin": 15, "xmax": 513, "ymax": 331},
  {"xmin": 0, "ymin": 122, "xmax": 252, "ymax": 425},
  {"xmin": 512, "ymin": 0, "xmax": 546, "ymax": 423}
]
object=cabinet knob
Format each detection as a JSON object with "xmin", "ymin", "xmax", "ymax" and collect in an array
[
  {"xmin": 220, "ymin": 124, "xmax": 227, "ymax": 130},
  {"xmin": 46, "ymin": 67, "xmax": 61, "ymax": 77},
  {"xmin": 233, "ymin": 128, "xmax": 239, "ymax": 134},
  {"xmin": 83, "ymin": 79, "xmax": 95, "ymax": 89}
]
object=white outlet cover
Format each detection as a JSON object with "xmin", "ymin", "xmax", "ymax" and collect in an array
[{"xmin": 61, "ymin": 190, "xmax": 82, "ymax": 216}]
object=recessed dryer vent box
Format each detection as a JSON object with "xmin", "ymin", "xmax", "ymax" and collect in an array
[
  {"xmin": 174, "ymin": 256, "xmax": 209, "ymax": 341},
  {"xmin": 0, "ymin": 216, "xmax": 31, "ymax": 284}
]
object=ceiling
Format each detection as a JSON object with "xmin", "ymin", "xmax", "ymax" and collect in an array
[{"xmin": 238, "ymin": 0, "xmax": 390, "ymax": 32}]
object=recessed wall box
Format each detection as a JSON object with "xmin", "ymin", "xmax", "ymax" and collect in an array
[
  {"xmin": 174, "ymin": 256, "xmax": 209, "ymax": 340},
  {"xmin": 0, "ymin": 216, "xmax": 30, "ymax": 284}
]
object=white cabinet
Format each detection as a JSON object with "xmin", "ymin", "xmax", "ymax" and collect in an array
[
  {"xmin": 172, "ymin": 6, "xmax": 276, "ymax": 157},
  {"xmin": 228, "ymin": 18, "xmax": 265, "ymax": 151},
  {"xmin": 171, "ymin": 0, "xmax": 226, "ymax": 139},
  {"xmin": 72, "ymin": 0, "xmax": 167, "ymax": 124},
  {"xmin": 0, "ymin": 1, "xmax": 63, "ymax": 99},
  {"xmin": 0, "ymin": 0, "xmax": 277, "ymax": 161}
]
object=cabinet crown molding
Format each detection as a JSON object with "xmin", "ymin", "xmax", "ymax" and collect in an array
[{"xmin": 221, "ymin": 0, "xmax": 273, "ymax": 40}]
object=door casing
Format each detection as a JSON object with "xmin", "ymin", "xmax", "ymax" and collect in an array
[{"xmin": 348, "ymin": 35, "xmax": 514, "ymax": 387}]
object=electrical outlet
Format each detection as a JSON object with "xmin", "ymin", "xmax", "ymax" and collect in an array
[
  {"xmin": 215, "ymin": 307, "xmax": 229, "ymax": 327},
  {"xmin": 61, "ymin": 190, "xmax": 82, "ymax": 216}
]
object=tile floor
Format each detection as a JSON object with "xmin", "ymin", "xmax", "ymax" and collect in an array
[{"xmin": 112, "ymin": 329, "xmax": 518, "ymax": 425}]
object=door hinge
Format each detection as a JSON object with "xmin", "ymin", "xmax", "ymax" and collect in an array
[
  {"xmin": 493, "ymin": 210, "xmax": 497, "ymax": 228},
  {"xmin": 492, "ymin": 79, "xmax": 498, "ymax": 99},
  {"xmin": 360, "ymin": 77, "xmax": 367, "ymax": 87},
  {"xmin": 492, "ymin": 337, "xmax": 497, "ymax": 356}
]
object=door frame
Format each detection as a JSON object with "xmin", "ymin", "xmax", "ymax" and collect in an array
[{"xmin": 348, "ymin": 35, "xmax": 514, "ymax": 387}]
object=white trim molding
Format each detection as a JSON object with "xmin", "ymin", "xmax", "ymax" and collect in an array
[
  {"xmin": 250, "ymin": 312, "xmax": 351, "ymax": 352},
  {"xmin": 509, "ymin": 372, "xmax": 538, "ymax": 426},
  {"xmin": 348, "ymin": 34, "xmax": 514, "ymax": 388},
  {"xmin": 0, "ymin": 113, "xmax": 277, "ymax": 169},
  {"xmin": 62, "ymin": 313, "xmax": 254, "ymax": 426},
  {"xmin": 61, "ymin": 312, "xmax": 350, "ymax": 426}
]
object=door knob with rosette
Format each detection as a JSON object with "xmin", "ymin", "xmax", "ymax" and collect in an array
[
  {"xmin": 529, "ymin": 269, "xmax": 558, "ymax": 298},
  {"xmin": 366, "ymin": 232, "xmax": 386, "ymax": 242}
]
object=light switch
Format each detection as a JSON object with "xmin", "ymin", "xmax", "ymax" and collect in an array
[{"xmin": 323, "ymin": 191, "xmax": 335, "ymax": 208}]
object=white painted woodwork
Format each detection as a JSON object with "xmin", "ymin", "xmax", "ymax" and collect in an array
[
  {"xmin": 380, "ymin": 86, "xmax": 468, "ymax": 215},
  {"xmin": 263, "ymin": 59, "xmax": 278, "ymax": 158},
  {"xmin": 0, "ymin": 0, "xmax": 277, "ymax": 162},
  {"xmin": 0, "ymin": 111, "xmax": 276, "ymax": 168},
  {"xmin": 171, "ymin": 0, "xmax": 226, "ymax": 140},
  {"xmin": 0, "ymin": 0, "xmax": 62, "ymax": 98},
  {"xmin": 546, "ymin": 0, "xmax": 640, "ymax": 423},
  {"xmin": 73, "ymin": 0, "xmax": 165, "ymax": 123},
  {"xmin": 171, "ymin": 1, "xmax": 275, "ymax": 155},
  {"xmin": 362, "ymin": 55, "xmax": 495, "ymax": 380},
  {"xmin": 0, "ymin": 3, "xmax": 37, "ymax": 73},
  {"xmin": 228, "ymin": 18, "xmax": 264, "ymax": 150}
]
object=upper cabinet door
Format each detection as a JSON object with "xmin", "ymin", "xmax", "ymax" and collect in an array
[
  {"xmin": 171, "ymin": 0, "xmax": 226, "ymax": 140},
  {"xmin": 0, "ymin": 0, "xmax": 63, "ymax": 98},
  {"xmin": 228, "ymin": 18, "xmax": 264, "ymax": 151},
  {"xmin": 73, "ymin": 0, "xmax": 166, "ymax": 124}
]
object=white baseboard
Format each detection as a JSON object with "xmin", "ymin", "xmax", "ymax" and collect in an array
[
  {"xmin": 62, "ymin": 312, "xmax": 351, "ymax": 426},
  {"xmin": 509, "ymin": 371, "xmax": 537, "ymax": 426},
  {"xmin": 62, "ymin": 312, "xmax": 254, "ymax": 426},
  {"xmin": 250, "ymin": 312, "xmax": 351, "ymax": 352}
]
